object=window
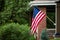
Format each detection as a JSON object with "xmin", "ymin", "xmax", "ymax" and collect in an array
[{"xmin": 46, "ymin": 5, "xmax": 55, "ymax": 28}]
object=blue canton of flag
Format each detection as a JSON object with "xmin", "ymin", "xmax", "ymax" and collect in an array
[{"xmin": 31, "ymin": 7, "xmax": 46, "ymax": 34}]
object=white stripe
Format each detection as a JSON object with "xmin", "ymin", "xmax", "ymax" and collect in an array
[
  {"xmin": 32, "ymin": 11, "xmax": 43, "ymax": 28},
  {"xmin": 36, "ymin": 14, "xmax": 45, "ymax": 26},
  {"xmin": 31, "ymin": 11, "xmax": 42, "ymax": 31},
  {"xmin": 33, "ymin": 14, "xmax": 45, "ymax": 33},
  {"xmin": 33, "ymin": 25, "xmax": 37, "ymax": 33},
  {"xmin": 31, "ymin": 12, "xmax": 44, "ymax": 33},
  {"xmin": 35, "ymin": 12, "xmax": 43, "ymax": 22},
  {"xmin": 31, "ymin": 22, "xmax": 36, "ymax": 33},
  {"xmin": 35, "ymin": 11, "xmax": 42, "ymax": 19},
  {"xmin": 31, "ymin": 10, "xmax": 45, "ymax": 34},
  {"xmin": 34, "ymin": 13, "xmax": 45, "ymax": 30},
  {"xmin": 32, "ymin": 11, "xmax": 41, "ymax": 25}
]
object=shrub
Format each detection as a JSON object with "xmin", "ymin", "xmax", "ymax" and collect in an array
[
  {"xmin": 0, "ymin": 23, "xmax": 35, "ymax": 40},
  {"xmin": 0, "ymin": 0, "xmax": 31, "ymax": 25},
  {"xmin": 41, "ymin": 29, "xmax": 49, "ymax": 40}
]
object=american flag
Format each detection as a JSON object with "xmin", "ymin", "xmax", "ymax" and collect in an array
[{"xmin": 31, "ymin": 7, "xmax": 46, "ymax": 34}]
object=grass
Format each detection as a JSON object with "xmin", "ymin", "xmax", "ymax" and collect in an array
[
  {"xmin": 54, "ymin": 38, "xmax": 60, "ymax": 40},
  {"xmin": 50, "ymin": 39, "xmax": 54, "ymax": 40},
  {"xmin": 50, "ymin": 38, "xmax": 60, "ymax": 40}
]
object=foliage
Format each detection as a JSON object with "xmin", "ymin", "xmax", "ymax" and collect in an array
[
  {"xmin": 41, "ymin": 29, "xmax": 49, "ymax": 40},
  {"xmin": 0, "ymin": 23, "xmax": 35, "ymax": 40},
  {"xmin": 0, "ymin": 0, "xmax": 55, "ymax": 28},
  {"xmin": 0, "ymin": 0, "xmax": 31, "ymax": 25},
  {"xmin": 0, "ymin": 0, "xmax": 35, "ymax": 40}
]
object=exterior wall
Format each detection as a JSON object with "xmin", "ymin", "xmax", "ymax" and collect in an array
[
  {"xmin": 30, "ymin": 0, "xmax": 60, "ymax": 39},
  {"xmin": 37, "ymin": 7, "xmax": 46, "ymax": 40}
]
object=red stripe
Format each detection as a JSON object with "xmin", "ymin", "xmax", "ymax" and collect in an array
[
  {"xmin": 32, "ymin": 12, "xmax": 44, "ymax": 31},
  {"xmin": 30, "ymin": 19, "xmax": 35, "ymax": 29},
  {"xmin": 36, "ymin": 12, "xmax": 44, "ymax": 23},
  {"xmin": 32, "ymin": 14, "xmax": 46, "ymax": 34},
  {"xmin": 36, "ymin": 13, "xmax": 45, "ymax": 26},
  {"xmin": 31, "ymin": 10, "xmax": 46, "ymax": 34},
  {"xmin": 35, "ymin": 11, "xmax": 42, "ymax": 20},
  {"xmin": 34, "ymin": 14, "xmax": 46, "ymax": 33},
  {"xmin": 32, "ymin": 14, "xmax": 46, "ymax": 33},
  {"xmin": 31, "ymin": 11, "xmax": 42, "ymax": 30},
  {"xmin": 31, "ymin": 11, "xmax": 42, "ymax": 27}
]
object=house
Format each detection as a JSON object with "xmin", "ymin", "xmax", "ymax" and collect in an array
[{"xmin": 29, "ymin": 0, "xmax": 60, "ymax": 40}]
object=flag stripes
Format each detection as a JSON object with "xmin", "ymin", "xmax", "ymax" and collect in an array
[
  {"xmin": 31, "ymin": 8, "xmax": 46, "ymax": 34},
  {"xmin": 34, "ymin": 14, "xmax": 46, "ymax": 33}
]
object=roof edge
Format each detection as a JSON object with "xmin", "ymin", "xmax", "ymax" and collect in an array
[{"xmin": 29, "ymin": 1, "xmax": 56, "ymax": 7}]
